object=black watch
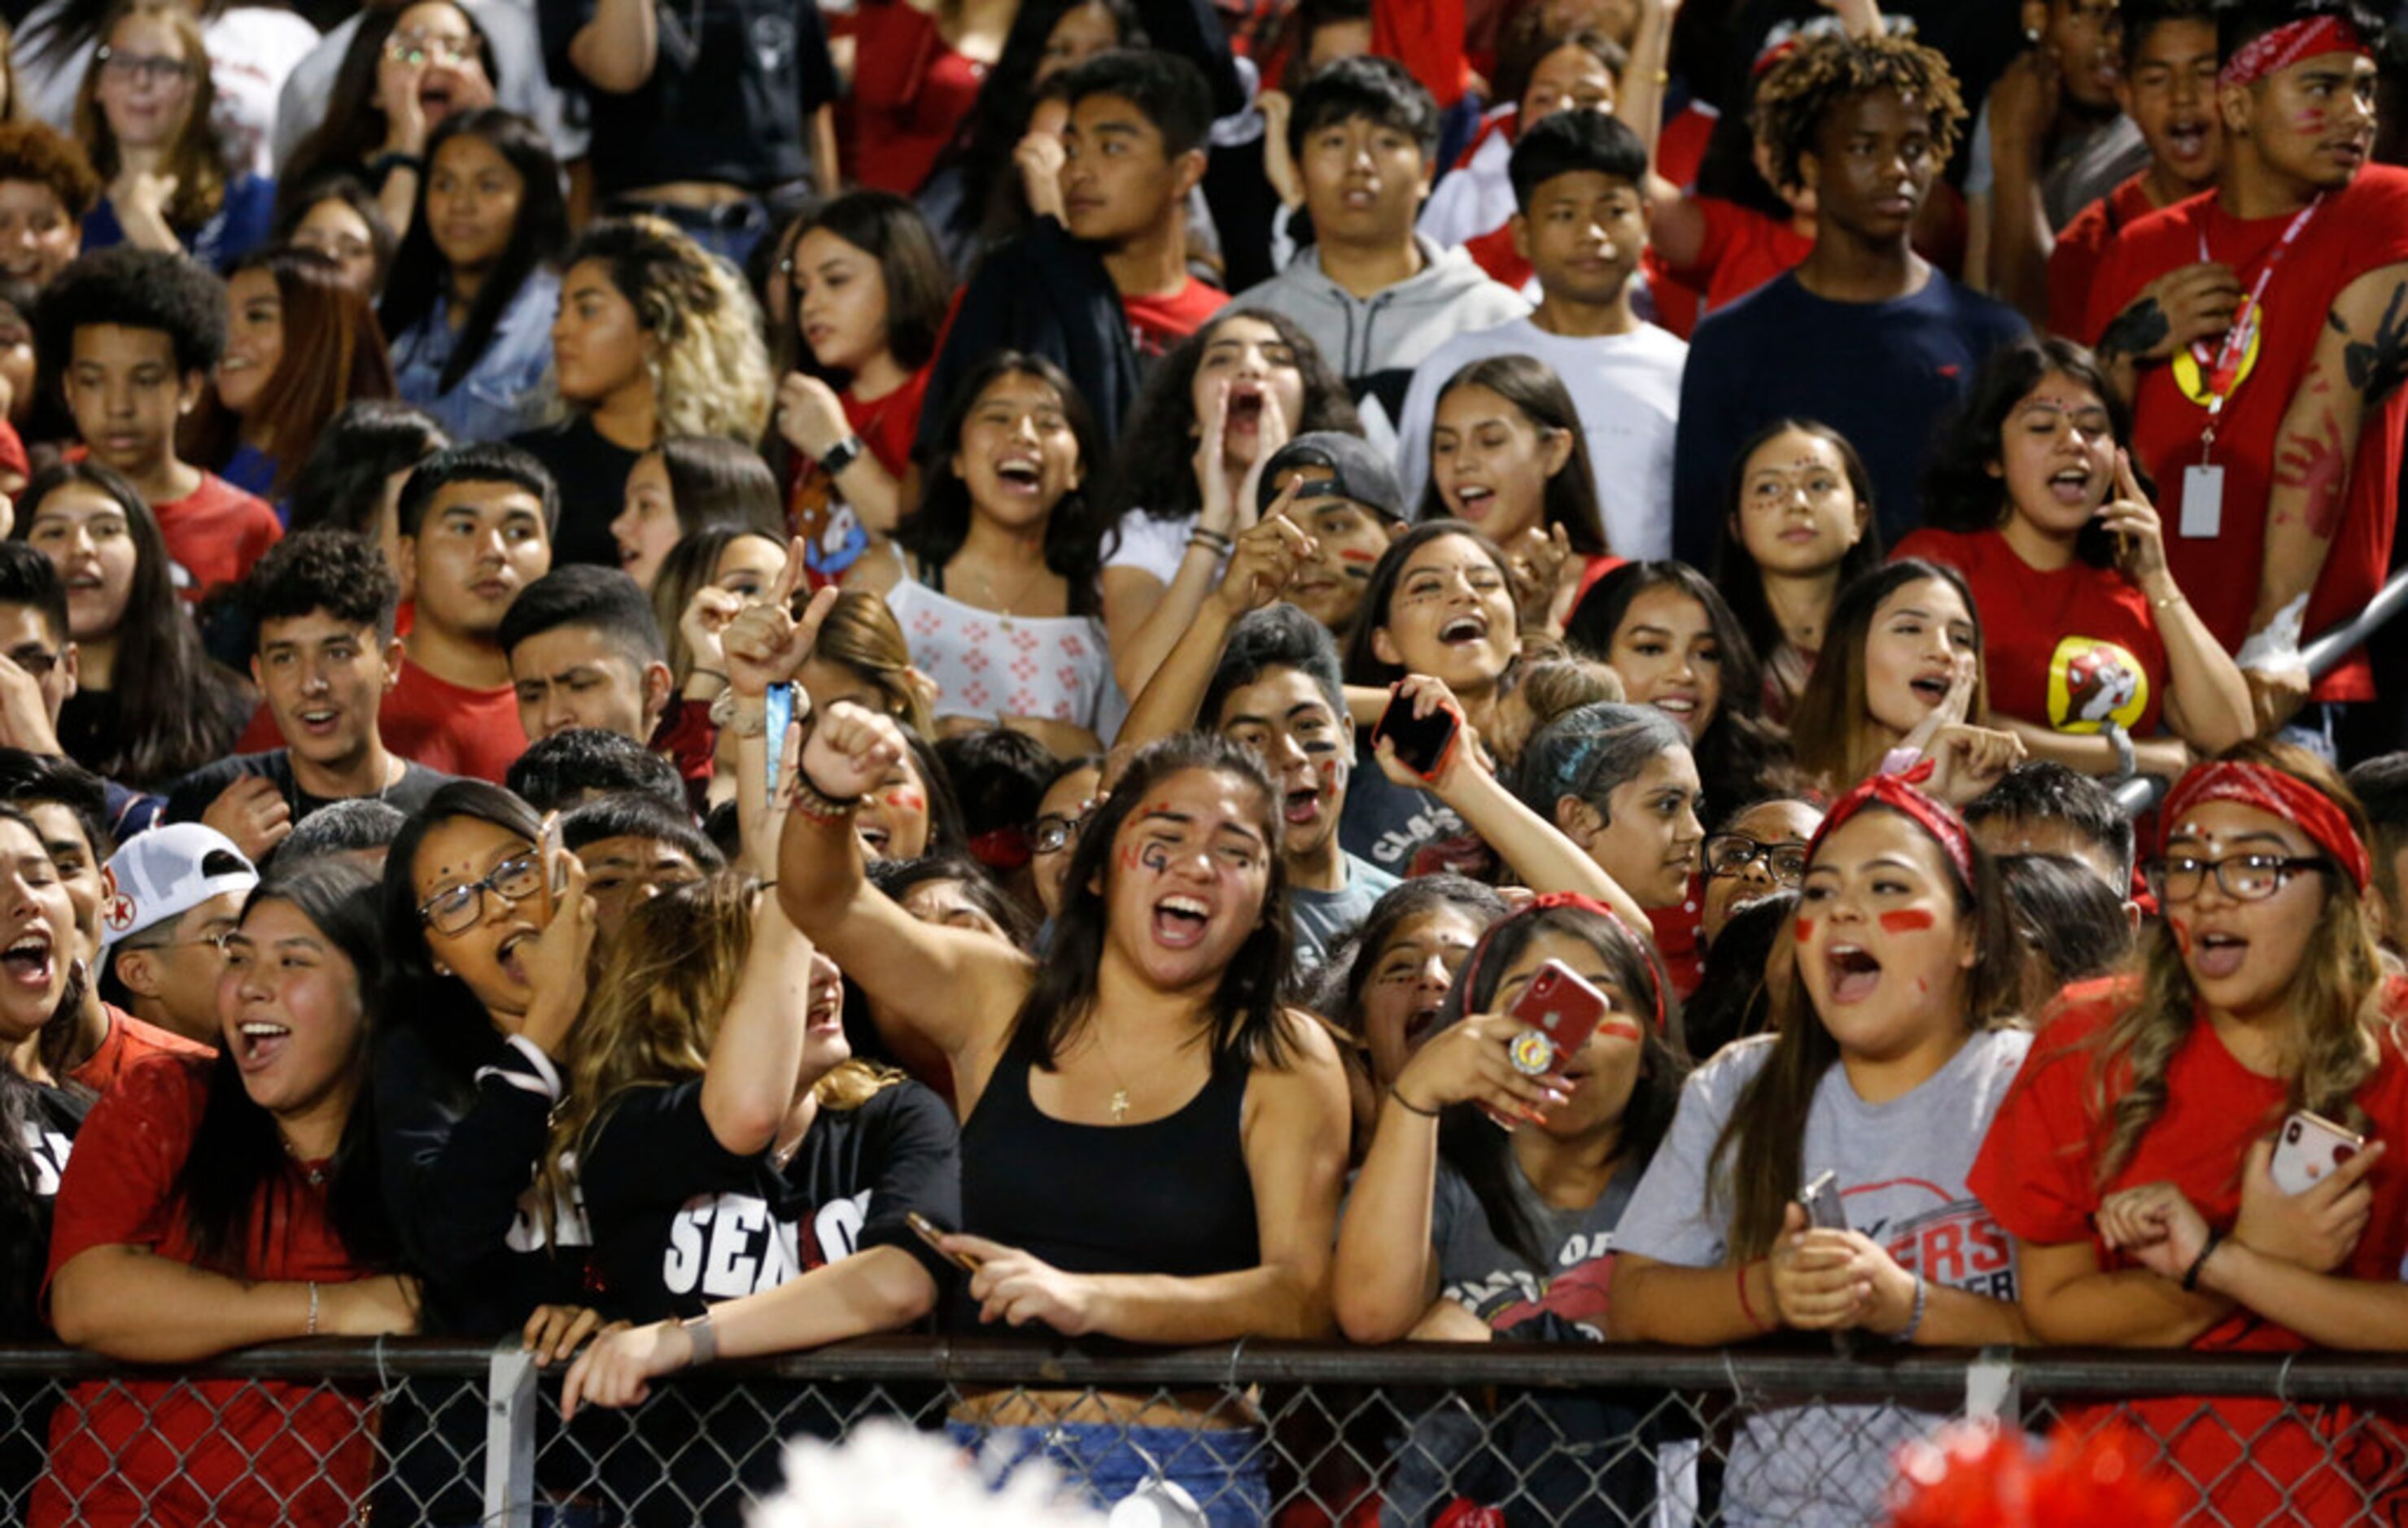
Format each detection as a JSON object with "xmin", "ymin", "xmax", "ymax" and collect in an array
[{"xmin": 818, "ymin": 434, "xmax": 866, "ymax": 476}]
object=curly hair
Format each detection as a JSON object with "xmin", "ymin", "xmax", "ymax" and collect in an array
[
  {"xmin": 564, "ymin": 216, "xmax": 774, "ymax": 445},
  {"xmin": 242, "ymin": 526, "xmax": 399, "ymax": 641},
  {"xmin": 0, "ymin": 119, "xmax": 100, "ymax": 217},
  {"xmin": 2090, "ymin": 741, "xmax": 2389, "ymax": 1187},
  {"xmin": 1751, "ymin": 30, "xmax": 1966, "ymax": 192},
  {"xmin": 37, "ymin": 243, "xmax": 225, "ymax": 378}
]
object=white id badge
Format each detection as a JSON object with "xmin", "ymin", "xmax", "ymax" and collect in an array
[{"xmin": 2180, "ymin": 465, "xmax": 2225, "ymax": 538}]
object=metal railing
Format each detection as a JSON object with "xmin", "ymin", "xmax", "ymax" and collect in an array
[{"xmin": 6, "ymin": 1338, "xmax": 2408, "ymax": 1525}]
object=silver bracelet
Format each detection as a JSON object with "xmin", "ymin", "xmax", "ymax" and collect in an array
[
  {"xmin": 1890, "ymin": 1273, "xmax": 1927, "ymax": 1344},
  {"xmin": 680, "ymin": 1311, "xmax": 719, "ymax": 1366},
  {"xmin": 306, "ymin": 1281, "xmax": 321, "ymax": 1337},
  {"xmin": 709, "ymin": 687, "xmax": 770, "ymax": 738}
]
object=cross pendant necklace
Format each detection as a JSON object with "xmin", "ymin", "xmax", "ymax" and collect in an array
[{"xmin": 1110, "ymin": 1088, "xmax": 1130, "ymax": 1124}]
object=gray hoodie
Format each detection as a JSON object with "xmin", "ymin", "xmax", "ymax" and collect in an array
[{"xmin": 1235, "ymin": 235, "xmax": 1529, "ymax": 458}]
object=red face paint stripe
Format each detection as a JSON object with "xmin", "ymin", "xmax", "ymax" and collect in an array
[
  {"xmin": 1598, "ymin": 1019, "xmax": 1645, "ymax": 1044},
  {"xmin": 1793, "ymin": 917, "xmax": 1816, "ymax": 943},
  {"xmin": 1878, "ymin": 909, "xmax": 1935, "ymax": 934}
]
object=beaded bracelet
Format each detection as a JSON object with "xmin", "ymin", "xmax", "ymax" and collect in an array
[{"xmin": 1890, "ymin": 1273, "xmax": 1927, "ymax": 1343}]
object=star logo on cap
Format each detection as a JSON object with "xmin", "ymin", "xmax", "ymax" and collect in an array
[{"xmin": 104, "ymin": 893, "xmax": 136, "ymax": 932}]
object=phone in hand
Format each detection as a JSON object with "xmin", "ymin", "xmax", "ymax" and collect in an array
[
  {"xmin": 2270, "ymin": 1110, "xmax": 2368, "ymax": 1196},
  {"xmin": 1373, "ymin": 688, "xmax": 1461, "ymax": 782},
  {"xmin": 906, "ymin": 1211, "xmax": 981, "ymax": 1273},
  {"xmin": 1799, "ymin": 1170, "xmax": 1848, "ymax": 1233},
  {"xmin": 537, "ymin": 813, "xmax": 564, "ymax": 923},
  {"xmin": 1507, "ymin": 960, "xmax": 1607, "ymax": 1069}
]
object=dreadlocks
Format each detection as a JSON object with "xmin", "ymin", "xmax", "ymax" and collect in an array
[{"xmin": 1752, "ymin": 31, "xmax": 1969, "ymax": 191}]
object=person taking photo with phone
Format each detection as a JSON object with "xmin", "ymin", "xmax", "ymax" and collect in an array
[{"xmin": 1970, "ymin": 741, "xmax": 2408, "ymax": 1525}]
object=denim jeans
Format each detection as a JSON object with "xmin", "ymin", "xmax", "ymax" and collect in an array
[{"xmin": 947, "ymin": 1420, "xmax": 1270, "ymax": 1526}]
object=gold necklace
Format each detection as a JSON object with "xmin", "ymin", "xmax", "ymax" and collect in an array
[
  {"xmin": 281, "ymin": 1134, "xmax": 327, "ymax": 1187},
  {"xmin": 969, "ymin": 557, "xmax": 1052, "ymax": 619},
  {"xmin": 1089, "ymin": 1024, "xmax": 1135, "ymax": 1124}
]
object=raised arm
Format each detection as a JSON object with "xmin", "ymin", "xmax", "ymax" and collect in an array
[
  {"xmin": 1117, "ymin": 507, "xmax": 1314, "ymax": 753},
  {"xmin": 2097, "ymin": 449, "xmax": 2254, "ymax": 753}
]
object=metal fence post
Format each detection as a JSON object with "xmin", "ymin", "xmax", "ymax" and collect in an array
[
  {"xmin": 485, "ymin": 1341, "xmax": 538, "ymax": 1528},
  {"xmin": 1963, "ymin": 1346, "xmax": 2020, "ymax": 1428}
]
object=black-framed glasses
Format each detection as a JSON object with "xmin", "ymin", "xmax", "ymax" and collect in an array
[
  {"xmin": 1030, "ymin": 810, "xmax": 1088, "ymax": 855},
  {"xmin": 2144, "ymin": 853, "xmax": 2334, "ymax": 905},
  {"xmin": 417, "ymin": 852, "xmax": 544, "ymax": 935},
  {"xmin": 1702, "ymin": 833, "xmax": 1809, "ymax": 884},
  {"xmin": 95, "ymin": 48, "xmax": 194, "ymax": 85}
]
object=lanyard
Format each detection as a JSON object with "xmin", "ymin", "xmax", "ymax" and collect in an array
[{"xmin": 2194, "ymin": 194, "xmax": 2323, "ymax": 449}]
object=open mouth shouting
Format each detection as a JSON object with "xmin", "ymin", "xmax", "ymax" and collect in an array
[
  {"xmin": 2162, "ymin": 114, "xmax": 2212, "ymax": 169},
  {"xmin": 2047, "ymin": 461, "xmax": 2099, "ymax": 508},
  {"xmin": 1449, "ymin": 482, "xmax": 1496, "ymax": 522},
  {"xmin": 2192, "ymin": 927, "xmax": 2248, "ymax": 980},
  {"xmin": 1283, "ymin": 782, "xmax": 1326, "ymax": 829},
  {"xmin": 1824, "ymin": 942, "xmax": 1881, "ymax": 1005},
  {"xmin": 1152, "ymin": 893, "xmax": 1213, "ymax": 949},
  {"xmin": 293, "ymin": 704, "xmax": 345, "ymax": 740},
  {"xmin": 0, "ymin": 928, "xmax": 53, "ymax": 994},
  {"xmin": 855, "ymin": 821, "xmax": 893, "ymax": 859},
  {"xmin": 992, "ymin": 452, "xmax": 1046, "ymax": 496},
  {"xmin": 1402, "ymin": 1002, "xmax": 1444, "ymax": 1050},
  {"xmin": 236, "ymin": 1018, "xmax": 293, "ymax": 1072},
  {"xmin": 1438, "ymin": 613, "xmax": 1490, "ymax": 650},
  {"xmin": 496, "ymin": 928, "xmax": 537, "ymax": 987},
  {"xmin": 1225, "ymin": 381, "xmax": 1265, "ymax": 433}
]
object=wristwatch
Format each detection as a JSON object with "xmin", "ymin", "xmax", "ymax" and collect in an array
[
  {"xmin": 680, "ymin": 1310, "xmax": 719, "ymax": 1366},
  {"xmin": 818, "ymin": 434, "xmax": 866, "ymax": 477}
]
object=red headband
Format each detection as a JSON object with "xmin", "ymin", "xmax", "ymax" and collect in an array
[
  {"xmin": 2221, "ymin": 15, "xmax": 2369, "ymax": 88},
  {"xmin": 2161, "ymin": 761, "xmax": 2371, "ymax": 890},
  {"xmin": 1457, "ymin": 891, "xmax": 1667, "ymax": 1034},
  {"xmin": 1807, "ymin": 768, "xmax": 1975, "ymax": 889}
]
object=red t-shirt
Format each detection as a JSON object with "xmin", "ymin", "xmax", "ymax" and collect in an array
[
  {"xmin": 1644, "ymin": 879, "xmax": 1704, "ymax": 1000},
  {"xmin": 1893, "ymin": 527, "xmax": 2167, "ymax": 740},
  {"xmin": 34, "ymin": 1055, "xmax": 380, "ymax": 1527},
  {"xmin": 846, "ymin": 1, "xmax": 987, "ymax": 195},
  {"xmin": 153, "ymin": 471, "xmax": 282, "ymax": 603},
  {"xmin": 2090, "ymin": 166, "xmax": 2408, "ymax": 703},
  {"xmin": 378, "ymin": 656, "xmax": 527, "ymax": 784},
  {"xmin": 1465, "ymin": 221, "xmax": 1532, "ymax": 297},
  {"xmin": 0, "ymin": 417, "xmax": 28, "ymax": 481},
  {"xmin": 64, "ymin": 1003, "xmax": 211, "ymax": 1094},
  {"xmin": 1646, "ymin": 197, "xmax": 1814, "ymax": 339},
  {"xmin": 786, "ymin": 366, "xmax": 932, "ymax": 589},
  {"xmin": 1124, "ymin": 279, "xmax": 1228, "ymax": 361},
  {"xmin": 1969, "ymin": 977, "xmax": 2408, "ymax": 1524},
  {"xmin": 2049, "ymin": 171, "xmax": 2158, "ymax": 342}
]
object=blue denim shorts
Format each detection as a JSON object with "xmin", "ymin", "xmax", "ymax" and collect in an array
[{"xmin": 946, "ymin": 1419, "xmax": 1270, "ymax": 1526}]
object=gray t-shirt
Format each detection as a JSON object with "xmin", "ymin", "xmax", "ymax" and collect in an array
[
  {"xmin": 1432, "ymin": 1152, "xmax": 1642, "ymax": 1338},
  {"xmin": 1615, "ymin": 1026, "xmax": 2032, "ymax": 1526},
  {"xmin": 1965, "ymin": 98, "xmax": 2152, "ymax": 230},
  {"xmin": 1291, "ymin": 853, "xmax": 1401, "ymax": 971}
]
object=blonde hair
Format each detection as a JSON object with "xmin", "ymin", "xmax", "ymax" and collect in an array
[
  {"xmin": 74, "ymin": 0, "xmax": 225, "ymax": 231},
  {"xmin": 565, "ymin": 215, "xmax": 774, "ymax": 445},
  {"xmin": 538, "ymin": 871, "xmax": 899, "ymax": 1234},
  {"xmin": 2090, "ymin": 741, "xmax": 2389, "ymax": 1185}
]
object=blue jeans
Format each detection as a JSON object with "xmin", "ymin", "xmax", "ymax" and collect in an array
[{"xmin": 946, "ymin": 1420, "xmax": 1270, "ymax": 1526}]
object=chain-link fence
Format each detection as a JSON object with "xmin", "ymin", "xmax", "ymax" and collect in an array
[{"xmin": 7, "ymin": 1338, "xmax": 2408, "ymax": 1525}]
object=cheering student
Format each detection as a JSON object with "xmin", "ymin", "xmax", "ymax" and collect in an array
[
  {"xmin": 1239, "ymin": 56, "xmax": 1527, "ymax": 452},
  {"xmin": 1901, "ymin": 338, "xmax": 2253, "ymax": 784},
  {"xmin": 1698, "ymin": 794, "xmax": 1825, "ymax": 949},
  {"xmin": 1309, "ymin": 875, "xmax": 1506, "ymax": 1140},
  {"xmin": 2090, "ymin": 0, "xmax": 2408, "ymax": 738},
  {"xmin": 916, "ymin": 50, "xmax": 1228, "ymax": 455},
  {"xmin": 94, "ymin": 823, "xmax": 254, "ymax": 1048},
  {"xmin": 40, "ymin": 864, "xmax": 422, "ymax": 1527},
  {"xmin": 1789, "ymin": 561, "xmax": 2026, "ymax": 805},
  {"xmin": 1671, "ymin": 31, "xmax": 2026, "ymax": 561},
  {"xmin": 1248, "ymin": 431, "xmax": 1409, "ymax": 642},
  {"xmin": 2045, "ymin": 0, "xmax": 2227, "ymax": 339},
  {"xmin": 1710, "ymin": 418, "xmax": 1882, "ymax": 725},
  {"xmin": 610, "ymin": 437, "xmax": 783, "ymax": 594},
  {"xmin": 1611, "ymin": 775, "xmax": 2032, "ymax": 1522},
  {"xmin": 0, "ymin": 803, "xmax": 91, "ymax": 1339},
  {"xmin": 1971, "ymin": 744, "xmax": 2408, "ymax": 1525},
  {"xmin": 1396, "ymin": 110, "xmax": 1686, "ymax": 563},
  {"xmin": 166, "ymin": 530, "xmax": 452, "ymax": 860}
]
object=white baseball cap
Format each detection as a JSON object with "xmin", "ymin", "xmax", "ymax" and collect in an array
[{"xmin": 101, "ymin": 823, "xmax": 259, "ymax": 950}]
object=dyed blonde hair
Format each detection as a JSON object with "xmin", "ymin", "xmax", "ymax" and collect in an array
[{"xmin": 565, "ymin": 216, "xmax": 774, "ymax": 445}]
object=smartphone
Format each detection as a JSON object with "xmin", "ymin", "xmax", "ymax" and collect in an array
[
  {"xmin": 906, "ymin": 1211, "xmax": 981, "ymax": 1273},
  {"xmin": 1507, "ymin": 960, "xmax": 1608, "ymax": 1067},
  {"xmin": 1373, "ymin": 688, "xmax": 1461, "ymax": 782},
  {"xmin": 1799, "ymin": 1170, "xmax": 1849, "ymax": 1233},
  {"xmin": 536, "ymin": 813, "xmax": 564, "ymax": 923},
  {"xmin": 2270, "ymin": 1110, "xmax": 2368, "ymax": 1196},
  {"xmin": 763, "ymin": 683, "xmax": 795, "ymax": 797}
]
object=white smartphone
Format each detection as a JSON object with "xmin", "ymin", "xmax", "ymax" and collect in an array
[
  {"xmin": 1799, "ymin": 1169, "xmax": 1848, "ymax": 1233},
  {"xmin": 2270, "ymin": 1110, "xmax": 2367, "ymax": 1196}
]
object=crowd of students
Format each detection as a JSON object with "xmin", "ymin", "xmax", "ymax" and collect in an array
[{"xmin": 0, "ymin": 0, "xmax": 2404, "ymax": 1520}]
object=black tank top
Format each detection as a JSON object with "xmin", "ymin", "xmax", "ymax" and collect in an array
[{"xmin": 955, "ymin": 1017, "xmax": 1259, "ymax": 1328}]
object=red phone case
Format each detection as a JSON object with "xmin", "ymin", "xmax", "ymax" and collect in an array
[{"xmin": 1510, "ymin": 961, "xmax": 1607, "ymax": 1058}]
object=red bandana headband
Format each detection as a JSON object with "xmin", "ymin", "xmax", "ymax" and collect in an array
[
  {"xmin": 2220, "ymin": 15, "xmax": 2369, "ymax": 89},
  {"xmin": 1457, "ymin": 891, "xmax": 1667, "ymax": 1034},
  {"xmin": 2161, "ymin": 760, "xmax": 2371, "ymax": 890},
  {"xmin": 1807, "ymin": 767, "xmax": 1975, "ymax": 890}
]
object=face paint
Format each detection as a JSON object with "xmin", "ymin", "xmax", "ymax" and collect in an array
[
  {"xmin": 1337, "ymin": 549, "xmax": 1379, "ymax": 565},
  {"xmin": 1878, "ymin": 909, "xmax": 1936, "ymax": 934},
  {"xmin": 1140, "ymin": 840, "xmax": 1171, "ymax": 872},
  {"xmin": 1598, "ymin": 1017, "xmax": 1645, "ymax": 1044},
  {"xmin": 2169, "ymin": 917, "xmax": 2193, "ymax": 955},
  {"xmin": 883, "ymin": 791, "xmax": 927, "ymax": 813},
  {"xmin": 1794, "ymin": 916, "xmax": 1816, "ymax": 943}
]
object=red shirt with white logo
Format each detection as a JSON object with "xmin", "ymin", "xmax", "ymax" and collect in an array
[{"xmin": 1893, "ymin": 526, "xmax": 2167, "ymax": 739}]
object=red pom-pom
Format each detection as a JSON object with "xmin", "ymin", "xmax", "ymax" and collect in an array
[{"xmin": 1888, "ymin": 1421, "xmax": 2182, "ymax": 1528}]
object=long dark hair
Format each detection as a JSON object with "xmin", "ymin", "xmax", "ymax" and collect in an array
[
  {"xmin": 1922, "ymin": 336, "xmax": 2135, "ymax": 570},
  {"xmin": 1308, "ymin": 874, "xmax": 1508, "ymax": 1037},
  {"xmin": 1711, "ymin": 804, "xmax": 2018, "ymax": 1259},
  {"xmin": 1015, "ymin": 732, "xmax": 1296, "ymax": 1068},
  {"xmin": 901, "ymin": 351, "xmax": 1108, "ymax": 618},
  {"xmin": 11, "ymin": 461, "xmax": 241, "ymax": 784},
  {"xmin": 283, "ymin": 1, "xmax": 499, "ymax": 206},
  {"xmin": 1340, "ymin": 519, "xmax": 1516, "ymax": 688},
  {"xmin": 379, "ymin": 779, "xmax": 544, "ymax": 1082},
  {"xmin": 1712, "ymin": 417, "xmax": 1884, "ymax": 671},
  {"xmin": 285, "ymin": 399, "xmax": 449, "ymax": 537},
  {"xmin": 1435, "ymin": 902, "xmax": 1688, "ymax": 1267},
  {"xmin": 1416, "ymin": 353, "xmax": 1609, "ymax": 557},
  {"xmin": 1101, "ymin": 308, "xmax": 1358, "ymax": 528},
  {"xmin": 1566, "ymin": 561, "xmax": 1794, "ymax": 821},
  {"xmin": 775, "ymin": 190, "xmax": 951, "ymax": 383},
  {"xmin": 1789, "ymin": 559, "xmax": 1988, "ymax": 793},
  {"xmin": 194, "ymin": 244, "xmax": 397, "ymax": 496},
  {"xmin": 0, "ymin": 800, "xmax": 85, "ymax": 1337},
  {"xmin": 177, "ymin": 862, "xmax": 400, "ymax": 1273},
  {"xmin": 378, "ymin": 109, "xmax": 566, "ymax": 395}
]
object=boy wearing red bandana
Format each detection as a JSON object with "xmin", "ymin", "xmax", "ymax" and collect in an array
[{"xmin": 2088, "ymin": 1, "xmax": 2408, "ymax": 739}]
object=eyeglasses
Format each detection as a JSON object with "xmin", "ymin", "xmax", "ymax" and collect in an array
[
  {"xmin": 417, "ymin": 851, "xmax": 544, "ymax": 935},
  {"xmin": 123, "ymin": 928, "xmax": 234, "ymax": 958},
  {"xmin": 3, "ymin": 648, "xmax": 59, "ymax": 679},
  {"xmin": 1030, "ymin": 810, "xmax": 1088, "ymax": 855},
  {"xmin": 2144, "ymin": 853, "xmax": 2333, "ymax": 905},
  {"xmin": 1702, "ymin": 833, "xmax": 1809, "ymax": 884},
  {"xmin": 95, "ymin": 48, "xmax": 194, "ymax": 85},
  {"xmin": 384, "ymin": 34, "xmax": 479, "ymax": 68}
]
